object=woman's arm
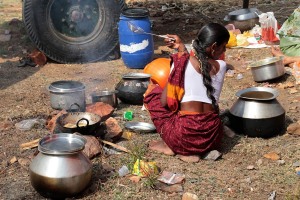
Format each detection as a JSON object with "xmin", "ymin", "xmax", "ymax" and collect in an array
[{"xmin": 160, "ymin": 85, "xmax": 168, "ymax": 107}]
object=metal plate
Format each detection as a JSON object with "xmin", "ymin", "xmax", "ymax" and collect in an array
[
  {"xmin": 38, "ymin": 133, "xmax": 86, "ymax": 154},
  {"xmin": 125, "ymin": 122, "xmax": 156, "ymax": 133}
]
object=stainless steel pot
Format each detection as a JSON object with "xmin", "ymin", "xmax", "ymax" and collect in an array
[
  {"xmin": 224, "ymin": 8, "xmax": 260, "ymax": 32},
  {"xmin": 249, "ymin": 56, "xmax": 285, "ymax": 82},
  {"xmin": 229, "ymin": 87, "xmax": 285, "ymax": 138},
  {"xmin": 48, "ymin": 80, "xmax": 86, "ymax": 111},
  {"xmin": 91, "ymin": 90, "xmax": 118, "ymax": 108},
  {"xmin": 29, "ymin": 133, "xmax": 92, "ymax": 199}
]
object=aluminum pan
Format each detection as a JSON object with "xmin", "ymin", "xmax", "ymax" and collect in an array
[{"xmin": 125, "ymin": 122, "xmax": 156, "ymax": 133}]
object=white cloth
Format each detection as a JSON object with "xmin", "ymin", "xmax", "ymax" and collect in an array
[{"xmin": 171, "ymin": 60, "xmax": 226, "ymax": 104}]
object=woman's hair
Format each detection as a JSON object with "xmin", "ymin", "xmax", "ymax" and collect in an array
[{"xmin": 192, "ymin": 23, "xmax": 230, "ymax": 113}]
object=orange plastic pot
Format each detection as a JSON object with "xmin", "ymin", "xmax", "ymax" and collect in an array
[{"xmin": 143, "ymin": 58, "xmax": 171, "ymax": 88}]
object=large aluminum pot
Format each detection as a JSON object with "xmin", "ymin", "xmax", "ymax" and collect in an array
[
  {"xmin": 48, "ymin": 80, "xmax": 86, "ymax": 111},
  {"xmin": 229, "ymin": 87, "xmax": 285, "ymax": 138},
  {"xmin": 29, "ymin": 133, "xmax": 92, "ymax": 199},
  {"xmin": 249, "ymin": 56, "xmax": 285, "ymax": 82},
  {"xmin": 224, "ymin": 8, "xmax": 260, "ymax": 32}
]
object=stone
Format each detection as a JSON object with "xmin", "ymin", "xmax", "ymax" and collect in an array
[
  {"xmin": 202, "ymin": 150, "xmax": 222, "ymax": 161},
  {"xmin": 154, "ymin": 182, "xmax": 184, "ymax": 193},
  {"xmin": 0, "ymin": 34, "xmax": 11, "ymax": 42},
  {"xmin": 46, "ymin": 110, "xmax": 67, "ymax": 133},
  {"xmin": 103, "ymin": 117, "xmax": 123, "ymax": 141},
  {"xmin": 81, "ymin": 134, "xmax": 102, "ymax": 159},
  {"xmin": 86, "ymin": 102, "xmax": 114, "ymax": 121}
]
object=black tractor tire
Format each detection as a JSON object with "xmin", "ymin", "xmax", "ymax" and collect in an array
[{"xmin": 22, "ymin": 0, "xmax": 127, "ymax": 63}]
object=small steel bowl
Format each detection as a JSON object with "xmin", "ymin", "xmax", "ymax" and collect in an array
[{"xmin": 91, "ymin": 90, "xmax": 118, "ymax": 108}]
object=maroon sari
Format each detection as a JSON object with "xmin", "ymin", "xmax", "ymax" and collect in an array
[{"xmin": 143, "ymin": 53, "xmax": 223, "ymax": 156}]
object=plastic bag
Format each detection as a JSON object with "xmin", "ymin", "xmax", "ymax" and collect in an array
[
  {"xmin": 132, "ymin": 159, "xmax": 159, "ymax": 177},
  {"xmin": 15, "ymin": 118, "xmax": 45, "ymax": 131},
  {"xmin": 258, "ymin": 12, "xmax": 280, "ymax": 42}
]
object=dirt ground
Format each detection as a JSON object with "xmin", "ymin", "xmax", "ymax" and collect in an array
[{"xmin": 0, "ymin": 0, "xmax": 300, "ymax": 199}]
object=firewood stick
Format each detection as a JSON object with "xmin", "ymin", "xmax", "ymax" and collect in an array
[
  {"xmin": 20, "ymin": 138, "xmax": 40, "ymax": 149},
  {"xmin": 100, "ymin": 139, "xmax": 131, "ymax": 153}
]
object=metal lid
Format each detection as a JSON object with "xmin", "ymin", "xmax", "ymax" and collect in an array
[
  {"xmin": 121, "ymin": 8, "xmax": 149, "ymax": 18},
  {"xmin": 249, "ymin": 56, "xmax": 284, "ymax": 68},
  {"xmin": 38, "ymin": 133, "xmax": 86, "ymax": 155},
  {"xmin": 48, "ymin": 80, "xmax": 85, "ymax": 93},
  {"xmin": 224, "ymin": 8, "xmax": 260, "ymax": 21},
  {"xmin": 236, "ymin": 87, "xmax": 279, "ymax": 101},
  {"xmin": 122, "ymin": 72, "xmax": 151, "ymax": 79}
]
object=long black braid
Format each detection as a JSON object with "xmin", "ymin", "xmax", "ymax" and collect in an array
[{"xmin": 192, "ymin": 23, "xmax": 229, "ymax": 113}]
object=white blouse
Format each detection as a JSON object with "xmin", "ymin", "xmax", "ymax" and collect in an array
[{"xmin": 171, "ymin": 60, "xmax": 227, "ymax": 104}]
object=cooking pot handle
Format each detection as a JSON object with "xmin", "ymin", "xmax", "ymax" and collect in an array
[
  {"xmin": 76, "ymin": 118, "xmax": 89, "ymax": 129},
  {"xmin": 68, "ymin": 103, "xmax": 81, "ymax": 112}
]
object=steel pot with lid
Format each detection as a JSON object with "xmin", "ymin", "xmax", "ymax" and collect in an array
[
  {"xmin": 228, "ymin": 87, "xmax": 285, "ymax": 138},
  {"xmin": 224, "ymin": 8, "xmax": 260, "ymax": 32},
  {"xmin": 29, "ymin": 133, "xmax": 92, "ymax": 199},
  {"xmin": 48, "ymin": 80, "xmax": 86, "ymax": 111},
  {"xmin": 249, "ymin": 56, "xmax": 285, "ymax": 82}
]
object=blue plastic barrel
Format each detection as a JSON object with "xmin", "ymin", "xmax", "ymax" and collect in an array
[{"xmin": 118, "ymin": 8, "xmax": 154, "ymax": 69}]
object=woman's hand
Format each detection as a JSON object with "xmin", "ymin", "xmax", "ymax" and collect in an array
[
  {"xmin": 164, "ymin": 34, "xmax": 181, "ymax": 49},
  {"xmin": 164, "ymin": 34, "xmax": 187, "ymax": 53}
]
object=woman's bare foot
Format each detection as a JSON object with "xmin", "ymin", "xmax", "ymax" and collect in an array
[
  {"xmin": 271, "ymin": 45, "xmax": 295, "ymax": 67},
  {"xmin": 149, "ymin": 140, "xmax": 175, "ymax": 156},
  {"xmin": 271, "ymin": 45, "xmax": 284, "ymax": 57},
  {"xmin": 177, "ymin": 155, "xmax": 200, "ymax": 163}
]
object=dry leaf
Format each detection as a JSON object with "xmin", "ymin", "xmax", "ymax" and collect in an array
[
  {"xmin": 263, "ymin": 152, "xmax": 280, "ymax": 160},
  {"xmin": 285, "ymin": 82, "xmax": 294, "ymax": 88},
  {"xmin": 129, "ymin": 175, "xmax": 141, "ymax": 183},
  {"xmin": 289, "ymin": 88, "xmax": 298, "ymax": 94},
  {"xmin": 10, "ymin": 156, "xmax": 17, "ymax": 164},
  {"xmin": 182, "ymin": 192, "xmax": 199, "ymax": 200},
  {"xmin": 287, "ymin": 122, "xmax": 300, "ymax": 136}
]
